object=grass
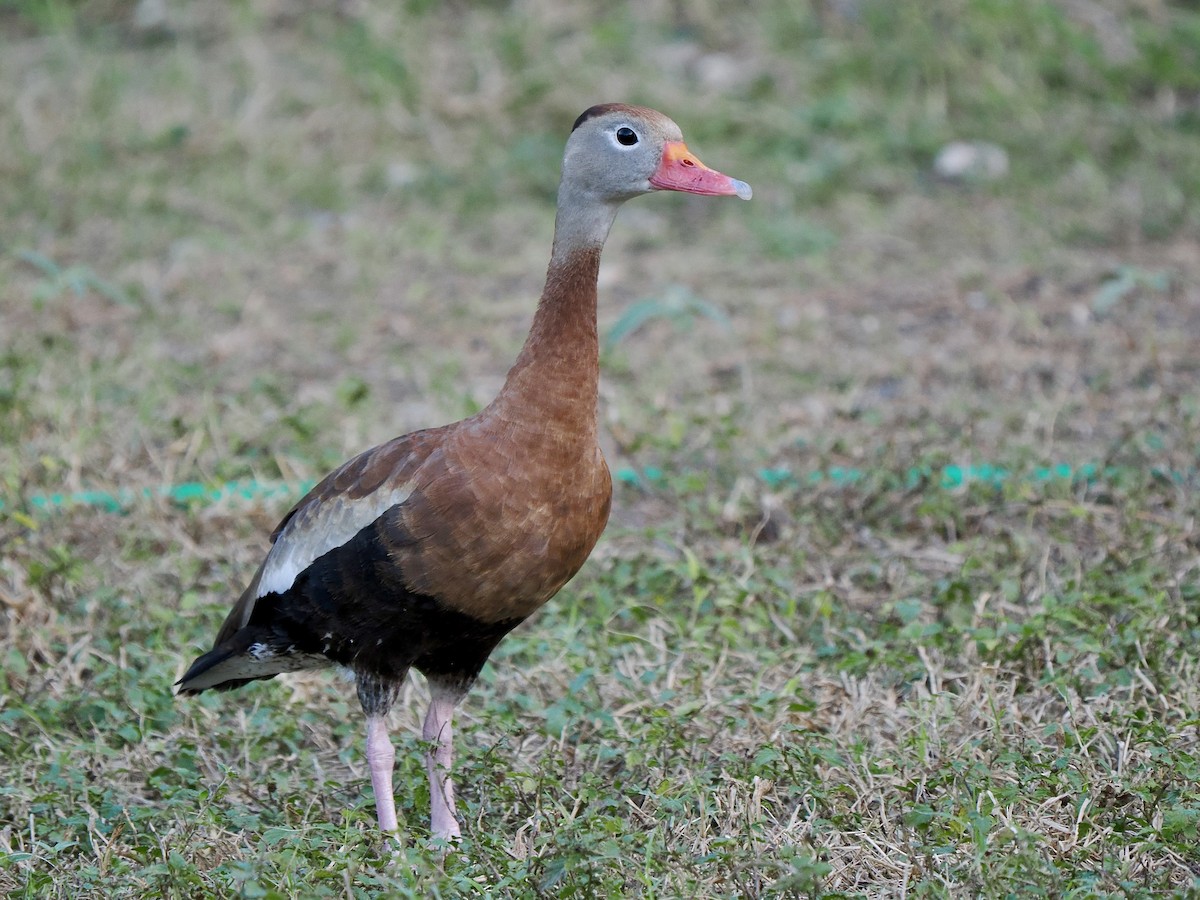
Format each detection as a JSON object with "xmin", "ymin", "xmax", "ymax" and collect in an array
[{"xmin": 2, "ymin": 0, "xmax": 1200, "ymax": 895}]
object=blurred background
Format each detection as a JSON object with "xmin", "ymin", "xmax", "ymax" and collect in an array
[
  {"xmin": 2, "ymin": 0, "xmax": 1197, "ymax": 494},
  {"xmin": 2, "ymin": 1, "xmax": 1199, "ymax": 895}
]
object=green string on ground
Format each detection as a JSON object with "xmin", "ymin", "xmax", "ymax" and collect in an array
[
  {"xmin": 7, "ymin": 480, "xmax": 319, "ymax": 515},
  {"xmin": 2, "ymin": 461, "xmax": 1192, "ymax": 516}
]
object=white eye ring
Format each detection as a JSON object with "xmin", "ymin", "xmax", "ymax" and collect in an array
[{"xmin": 613, "ymin": 126, "xmax": 639, "ymax": 148}]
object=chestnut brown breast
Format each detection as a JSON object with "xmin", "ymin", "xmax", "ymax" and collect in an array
[{"xmin": 394, "ymin": 422, "xmax": 612, "ymax": 624}]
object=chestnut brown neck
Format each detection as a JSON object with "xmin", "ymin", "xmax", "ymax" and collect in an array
[{"xmin": 490, "ymin": 247, "xmax": 602, "ymax": 436}]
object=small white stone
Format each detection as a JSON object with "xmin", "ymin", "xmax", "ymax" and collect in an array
[
  {"xmin": 133, "ymin": 0, "xmax": 170, "ymax": 33},
  {"xmin": 386, "ymin": 161, "xmax": 420, "ymax": 188},
  {"xmin": 933, "ymin": 141, "xmax": 1009, "ymax": 182}
]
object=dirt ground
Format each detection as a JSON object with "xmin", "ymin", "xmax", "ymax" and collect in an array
[{"xmin": 2, "ymin": 2, "xmax": 1199, "ymax": 896}]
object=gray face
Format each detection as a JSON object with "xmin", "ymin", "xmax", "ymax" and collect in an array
[{"xmin": 561, "ymin": 109, "xmax": 682, "ymax": 203}]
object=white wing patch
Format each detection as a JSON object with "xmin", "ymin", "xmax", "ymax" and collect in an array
[{"xmin": 256, "ymin": 485, "xmax": 413, "ymax": 598}]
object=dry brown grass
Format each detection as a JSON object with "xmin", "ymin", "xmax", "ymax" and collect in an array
[{"xmin": 2, "ymin": 1, "xmax": 1199, "ymax": 896}]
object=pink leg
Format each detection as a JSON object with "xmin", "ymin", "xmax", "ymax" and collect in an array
[
  {"xmin": 422, "ymin": 684, "xmax": 462, "ymax": 841},
  {"xmin": 365, "ymin": 713, "xmax": 398, "ymax": 833}
]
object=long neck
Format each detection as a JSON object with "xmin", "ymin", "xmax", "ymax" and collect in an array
[
  {"xmin": 490, "ymin": 245, "xmax": 602, "ymax": 432},
  {"xmin": 487, "ymin": 189, "xmax": 619, "ymax": 434},
  {"xmin": 547, "ymin": 181, "xmax": 620, "ymax": 269}
]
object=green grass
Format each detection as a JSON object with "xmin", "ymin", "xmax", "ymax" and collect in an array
[{"xmin": 2, "ymin": 0, "xmax": 1200, "ymax": 896}]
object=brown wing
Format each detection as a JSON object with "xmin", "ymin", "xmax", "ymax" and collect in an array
[{"xmin": 211, "ymin": 427, "xmax": 447, "ymax": 647}]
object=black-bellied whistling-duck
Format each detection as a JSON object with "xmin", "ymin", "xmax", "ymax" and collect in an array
[{"xmin": 176, "ymin": 104, "xmax": 751, "ymax": 843}]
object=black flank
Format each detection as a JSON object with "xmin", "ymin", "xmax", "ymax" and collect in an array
[{"xmin": 182, "ymin": 508, "xmax": 524, "ymax": 695}]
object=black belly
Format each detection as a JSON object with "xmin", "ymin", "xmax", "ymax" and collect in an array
[{"xmin": 249, "ymin": 514, "xmax": 525, "ymax": 692}]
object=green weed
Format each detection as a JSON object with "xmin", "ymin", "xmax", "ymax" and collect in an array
[{"xmin": 2, "ymin": 0, "xmax": 1199, "ymax": 896}]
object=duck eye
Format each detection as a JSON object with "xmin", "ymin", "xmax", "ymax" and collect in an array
[{"xmin": 615, "ymin": 127, "xmax": 638, "ymax": 147}]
